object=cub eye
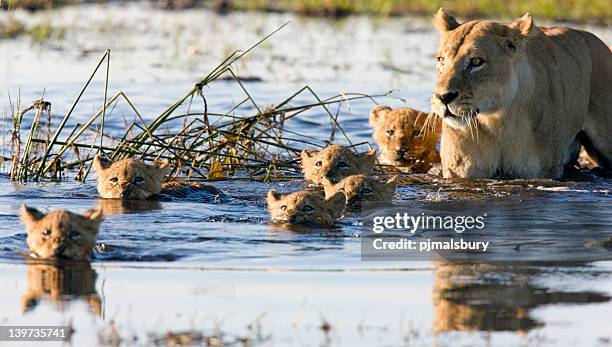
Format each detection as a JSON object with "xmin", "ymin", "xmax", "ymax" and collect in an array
[
  {"xmin": 412, "ymin": 129, "xmax": 422, "ymax": 137},
  {"xmin": 337, "ymin": 162, "xmax": 348, "ymax": 168},
  {"xmin": 470, "ymin": 57, "xmax": 485, "ymax": 67},
  {"xmin": 386, "ymin": 129, "xmax": 395, "ymax": 137},
  {"xmin": 315, "ymin": 161, "xmax": 323, "ymax": 167},
  {"xmin": 110, "ymin": 177, "xmax": 119, "ymax": 183},
  {"xmin": 302, "ymin": 205, "xmax": 314, "ymax": 213},
  {"xmin": 134, "ymin": 176, "xmax": 144, "ymax": 183},
  {"xmin": 361, "ymin": 188, "xmax": 373, "ymax": 195},
  {"xmin": 436, "ymin": 56, "xmax": 444, "ymax": 62},
  {"xmin": 42, "ymin": 229, "xmax": 51, "ymax": 236},
  {"xmin": 339, "ymin": 188, "xmax": 346, "ymax": 192},
  {"xmin": 69, "ymin": 231, "xmax": 81, "ymax": 240},
  {"xmin": 280, "ymin": 205, "xmax": 287, "ymax": 211}
]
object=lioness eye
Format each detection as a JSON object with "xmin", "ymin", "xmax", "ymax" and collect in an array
[
  {"xmin": 134, "ymin": 176, "xmax": 144, "ymax": 183},
  {"xmin": 302, "ymin": 205, "xmax": 314, "ymax": 212},
  {"xmin": 280, "ymin": 205, "xmax": 287, "ymax": 211},
  {"xmin": 386, "ymin": 129, "xmax": 394, "ymax": 137},
  {"xmin": 315, "ymin": 161, "xmax": 323, "ymax": 167},
  {"xmin": 470, "ymin": 57, "xmax": 484, "ymax": 67},
  {"xmin": 110, "ymin": 177, "xmax": 119, "ymax": 183},
  {"xmin": 42, "ymin": 229, "xmax": 51, "ymax": 236}
]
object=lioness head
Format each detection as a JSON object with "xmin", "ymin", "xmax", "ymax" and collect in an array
[
  {"xmin": 301, "ymin": 145, "xmax": 376, "ymax": 184},
  {"xmin": 266, "ymin": 190, "xmax": 346, "ymax": 226},
  {"xmin": 93, "ymin": 155, "xmax": 171, "ymax": 199},
  {"xmin": 323, "ymin": 174, "xmax": 397, "ymax": 208},
  {"xmin": 20, "ymin": 206, "xmax": 102, "ymax": 260},
  {"xmin": 370, "ymin": 106, "xmax": 441, "ymax": 170},
  {"xmin": 431, "ymin": 8, "xmax": 536, "ymax": 128}
]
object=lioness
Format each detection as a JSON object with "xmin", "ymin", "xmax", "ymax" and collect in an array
[
  {"xmin": 301, "ymin": 145, "xmax": 377, "ymax": 184},
  {"xmin": 93, "ymin": 155, "xmax": 224, "ymax": 199},
  {"xmin": 323, "ymin": 174, "xmax": 397, "ymax": 208},
  {"xmin": 369, "ymin": 105, "xmax": 441, "ymax": 173},
  {"xmin": 266, "ymin": 190, "xmax": 346, "ymax": 226},
  {"xmin": 20, "ymin": 205, "xmax": 102, "ymax": 260},
  {"xmin": 431, "ymin": 9, "xmax": 612, "ymax": 179}
]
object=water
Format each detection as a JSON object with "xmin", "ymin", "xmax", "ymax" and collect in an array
[{"xmin": 1, "ymin": 4, "xmax": 612, "ymax": 346}]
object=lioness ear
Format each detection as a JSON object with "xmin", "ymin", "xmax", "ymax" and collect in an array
[
  {"xmin": 507, "ymin": 13, "xmax": 537, "ymax": 51},
  {"xmin": 369, "ymin": 105, "xmax": 392, "ymax": 128},
  {"xmin": 151, "ymin": 159, "xmax": 172, "ymax": 176},
  {"xmin": 326, "ymin": 191, "xmax": 346, "ymax": 217},
  {"xmin": 21, "ymin": 205, "xmax": 44, "ymax": 223},
  {"xmin": 82, "ymin": 207, "xmax": 103, "ymax": 221},
  {"xmin": 433, "ymin": 8, "xmax": 460, "ymax": 32},
  {"xmin": 510, "ymin": 13, "xmax": 535, "ymax": 37},
  {"xmin": 92, "ymin": 154, "xmax": 112, "ymax": 172},
  {"xmin": 267, "ymin": 190, "xmax": 282, "ymax": 203}
]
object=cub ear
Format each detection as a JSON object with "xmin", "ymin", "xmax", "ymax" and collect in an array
[
  {"xmin": 301, "ymin": 148, "xmax": 317, "ymax": 160},
  {"xmin": 369, "ymin": 105, "xmax": 392, "ymax": 128},
  {"xmin": 326, "ymin": 191, "xmax": 346, "ymax": 217},
  {"xmin": 358, "ymin": 149, "xmax": 377, "ymax": 173},
  {"xmin": 82, "ymin": 207, "xmax": 103, "ymax": 221},
  {"xmin": 20, "ymin": 205, "xmax": 44, "ymax": 223},
  {"xmin": 267, "ymin": 190, "xmax": 282, "ymax": 203},
  {"xmin": 151, "ymin": 159, "xmax": 172, "ymax": 176},
  {"xmin": 386, "ymin": 175, "xmax": 399, "ymax": 188},
  {"xmin": 92, "ymin": 154, "xmax": 112, "ymax": 172},
  {"xmin": 433, "ymin": 8, "xmax": 460, "ymax": 32}
]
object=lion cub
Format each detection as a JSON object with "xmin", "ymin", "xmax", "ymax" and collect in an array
[
  {"xmin": 301, "ymin": 144, "xmax": 376, "ymax": 184},
  {"xmin": 20, "ymin": 205, "xmax": 102, "ymax": 260},
  {"xmin": 266, "ymin": 190, "xmax": 346, "ymax": 226},
  {"xmin": 369, "ymin": 106, "xmax": 441, "ymax": 173},
  {"xmin": 93, "ymin": 155, "xmax": 223, "ymax": 199},
  {"xmin": 323, "ymin": 175, "xmax": 397, "ymax": 208}
]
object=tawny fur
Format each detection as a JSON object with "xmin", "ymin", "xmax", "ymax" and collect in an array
[
  {"xmin": 323, "ymin": 174, "xmax": 397, "ymax": 207},
  {"xmin": 20, "ymin": 206, "xmax": 102, "ymax": 260},
  {"xmin": 369, "ymin": 106, "xmax": 441, "ymax": 173},
  {"xmin": 93, "ymin": 155, "xmax": 223, "ymax": 199},
  {"xmin": 301, "ymin": 144, "xmax": 376, "ymax": 184},
  {"xmin": 431, "ymin": 9, "xmax": 612, "ymax": 179},
  {"xmin": 266, "ymin": 190, "xmax": 346, "ymax": 226}
]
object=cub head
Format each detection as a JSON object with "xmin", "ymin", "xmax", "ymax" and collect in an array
[
  {"xmin": 431, "ymin": 8, "xmax": 538, "ymax": 128},
  {"xmin": 93, "ymin": 155, "xmax": 171, "ymax": 199},
  {"xmin": 323, "ymin": 175, "xmax": 397, "ymax": 208},
  {"xmin": 301, "ymin": 144, "xmax": 376, "ymax": 184},
  {"xmin": 266, "ymin": 190, "xmax": 346, "ymax": 226},
  {"xmin": 370, "ymin": 106, "xmax": 440, "ymax": 167},
  {"xmin": 20, "ymin": 205, "xmax": 102, "ymax": 260}
]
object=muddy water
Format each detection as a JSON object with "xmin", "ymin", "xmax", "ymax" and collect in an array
[{"xmin": 1, "ymin": 4, "xmax": 612, "ymax": 346}]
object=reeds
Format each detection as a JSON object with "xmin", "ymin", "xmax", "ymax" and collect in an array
[{"xmin": 1, "ymin": 24, "xmax": 384, "ymax": 183}]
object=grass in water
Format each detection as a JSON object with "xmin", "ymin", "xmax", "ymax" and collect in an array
[{"xmin": 1, "ymin": 23, "xmax": 386, "ymax": 183}]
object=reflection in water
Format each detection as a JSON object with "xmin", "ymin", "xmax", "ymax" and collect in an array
[
  {"xmin": 21, "ymin": 260, "xmax": 101, "ymax": 317},
  {"xmin": 432, "ymin": 262, "xmax": 611, "ymax": 333},
  {"xmin": 97, "ymin": 199, "xmax": 162, "ymax": 216}
]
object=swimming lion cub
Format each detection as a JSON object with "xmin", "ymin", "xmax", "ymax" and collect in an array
[
  {"xmin": 301, "ymin": 144, "xmax": 377, "ymax": 184},
  {"xmin": 93, "ymin": 155, "xmax": 223, "ymax": 199},
  {"xmin": 20, "ymin": 205, "xmax": 102, "ymax": 260},
  {"xmin": 323, "ymin": 175, "xmax": 397, "ymax": 208},
  {"xmin": 266, "ymin": 190, "xmax": 346, "ymax": 226},
  {"xmin": 369, "ymin": 105, "xmax": 441, "ymax": 173}
]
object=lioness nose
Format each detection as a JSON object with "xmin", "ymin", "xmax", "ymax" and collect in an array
[{"xmin": 435, "ymin": 91, "xmax": 459, "ymax": 105}]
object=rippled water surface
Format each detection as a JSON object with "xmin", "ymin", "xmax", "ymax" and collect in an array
[{"xmin": 1, "ymin": 4, "xmax": 611, "ymax": 346}]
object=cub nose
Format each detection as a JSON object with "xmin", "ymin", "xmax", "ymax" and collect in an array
[
  {"xmin": 435, "ymin": 91, "xmax": 459, "ymax": 105},
  {"xmin": 396, "ymin": 149, "xmax": 407, "ymax": 156}
]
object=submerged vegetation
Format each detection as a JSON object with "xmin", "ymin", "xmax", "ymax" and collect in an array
[{"xmin": 0, "ymin": 24, "xmax": 383, "ymax": 183}]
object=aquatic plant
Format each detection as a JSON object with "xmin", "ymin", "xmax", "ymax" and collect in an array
[{"xmin": 1, "ymin": 23, "xmax": 384, "ymax": 183}]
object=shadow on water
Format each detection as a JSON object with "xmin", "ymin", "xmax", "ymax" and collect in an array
[
  {"xmin": 432, "ymin": 262, "xmax": 611, "ymax": 333},
  {"xmin": 21, "ymin": 259, "xmax": 101, "ymax": 317}
]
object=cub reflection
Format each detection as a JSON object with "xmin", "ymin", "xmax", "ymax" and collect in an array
[
  {"xmin": 21, "ymin": 260, "xmax": 101, "ymax": 316},
  {"xmin": 97, "ymin": 198, "xmax": 162, "ymax": 216},
  {"xmin": 432, "ymin": 262, "xmax": 610, "ymax": 333}
]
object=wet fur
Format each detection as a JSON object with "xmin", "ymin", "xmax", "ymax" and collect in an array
[
  {"xmin": 266, "ymin": 190, "xmax": 346, "ymax": 226},
  {"xmin": 323, "ymin": 174, "xmax": 397, "ymax": 208},
  {"xmin": 301, "ymin": 144, "xmax": 376, "ymax": 184}
]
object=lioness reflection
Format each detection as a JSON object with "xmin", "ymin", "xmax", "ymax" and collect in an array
[
  {"xmin": 432, "ymin": 262, "xmax": 610, "ymax": 333},
  {"xmin": 21, "ymin": 260, "xmax": 102, "ymax": 317}
]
